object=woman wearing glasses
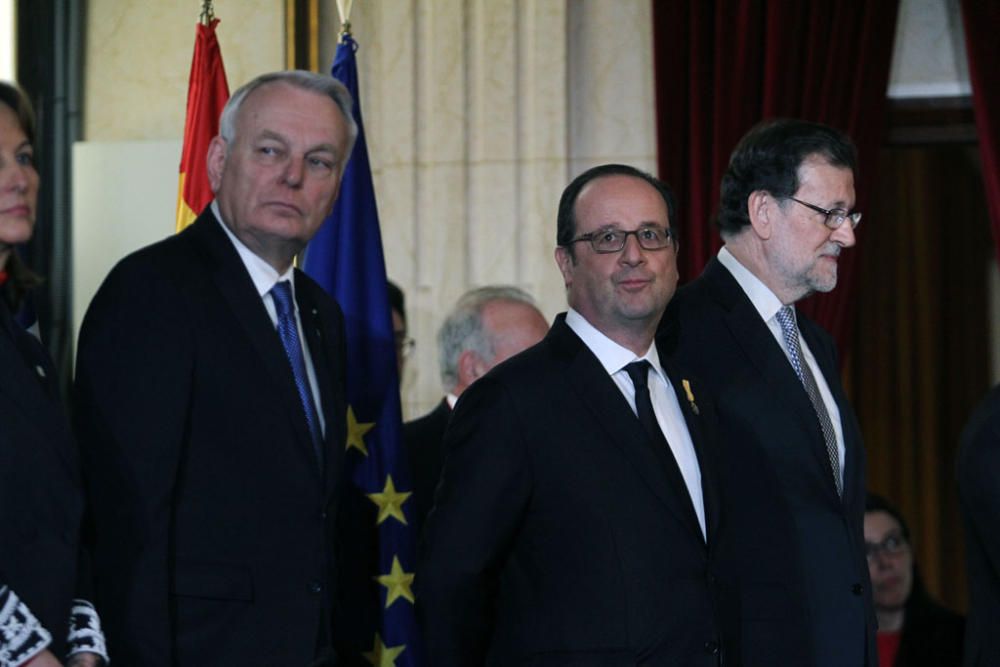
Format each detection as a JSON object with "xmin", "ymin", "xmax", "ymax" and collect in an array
[{"xmin": 865, "ymin": 493, "xmax": 964, "ymax": 667}]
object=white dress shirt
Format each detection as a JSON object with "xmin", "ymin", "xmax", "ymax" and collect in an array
[
  {"xmin": 717, "ymin": 246, "xmax": 845, "ymax": 482},
  {"xmin": 565, "ymin": 309, "xmax": 707, "ymax": 540},
  {"xmin": 213, "ymin": 201, "xmax": 326, "ymax": 436}
]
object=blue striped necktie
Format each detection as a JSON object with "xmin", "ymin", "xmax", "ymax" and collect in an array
[{"xmin": 270, "ymin": 280, "xmax": 323, "ymax": 464}]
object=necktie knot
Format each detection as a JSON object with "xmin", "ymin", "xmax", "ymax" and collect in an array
[
  {"xmin": 624, "ymin": 360, "xmax": 651, "ymax": 392},
  {"xmin": 271, "ymin": 280, "xmax": 294, "ymax": 318},
  {"xmin": 775, "ymin": 305, "xmax": 797, "ymax": 338}
]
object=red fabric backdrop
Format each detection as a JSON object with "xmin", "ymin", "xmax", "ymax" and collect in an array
[
  {"xmin": 961, "ymin": 0, "xmax": 1000, "ymax": 262},
  {"xmin": 653, "ymin": 1, "xmax": 899, "ymax": 353}
]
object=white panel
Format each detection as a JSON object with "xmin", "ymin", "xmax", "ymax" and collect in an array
[
  {"xmin": 0, "ymin": 0, "xmax": 14, "ymax": 80},
  {"xmin": 72, "ymin": 140, "xmax": 181, "ymax": 347},
  {"xmin": 888, "ymin": 0, "xmax": 971, "ymax": 99}
]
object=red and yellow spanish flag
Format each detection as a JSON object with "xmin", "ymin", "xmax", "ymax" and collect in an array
[{"xmin": 175, "ymin": 18, "xmax": 229, "ymax": 232}]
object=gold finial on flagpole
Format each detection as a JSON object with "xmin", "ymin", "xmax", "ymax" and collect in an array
[
  {"xmin": 200, "ymin": 0, "xmax": 215, "ymax": 26},
  {"xmin": 336, "ymin": 0, "xmax": 354, "ymax": 37}
]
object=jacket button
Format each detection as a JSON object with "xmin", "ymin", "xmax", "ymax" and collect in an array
[
  {"xmin": 703, "ymin": 641, "xmax": 719, "ymax": 655},
  {"xmin": 309, "ymin": 581, "xmax": 323, "ymax": 594},
  {"xmin": 851, "ymin": 583, "xmax": 863, "ymax": 595}
]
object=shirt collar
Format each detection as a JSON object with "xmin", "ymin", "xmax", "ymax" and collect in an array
[
  {"xmin": 564, "ymin": 308, "xmax": 665, "ymax": 382},
  {"xmin": 717, "ymin": 245, "xmax": 785, "ymax": 323},
  {"xmin": 212, "ymin": 200, "xmax": 296, "ymax": 299}
]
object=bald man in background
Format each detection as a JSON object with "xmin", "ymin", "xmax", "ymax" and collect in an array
[{"xmin": 404, "ymin": 285, "xmax": 548, "ymax": 532}]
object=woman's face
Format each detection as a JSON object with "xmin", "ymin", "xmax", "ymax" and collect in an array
[
  {"xmin": 0, "ymin": 103, "xmax": 38, "ymax": 268},
  {"xmin": 865, "ymin": 510, "xmax": 914, "ymax": 612}
]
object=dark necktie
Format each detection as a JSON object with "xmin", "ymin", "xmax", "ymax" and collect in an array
[
  {"xmin": 625, "ymin": 361, "xmax": 669, "ymax": 449},
  {"xmin": 775, "ymin": 306, "xmax": 842, "ymax": 496},
  {"xmin": 271, "ymin": 280, "xmax": 324, "ymax": 464}
]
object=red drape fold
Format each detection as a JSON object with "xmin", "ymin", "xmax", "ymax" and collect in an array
[
  {"xmin": 960, "ymin": 0, "xmax": 1000, "ymax": 262},
  {"xmin": 653, "ymin": 1, "xmax": 899, "ymax": 353}
]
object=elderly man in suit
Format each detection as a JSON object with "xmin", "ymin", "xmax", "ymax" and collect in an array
[
  {"xmin": 660, "ymin": 118, "xmax": 875, "ymax": 666},
  {"xmin": 418, "ymin": 164, "xmax": 725, "ymax": 666},
  {"xmin": 404, "ymin": 285, "xmax": 548, "ymax": 532},
  {"xmin": 75, "ymin": 70, "xmax": 359, "ymax": 666},
  {"xmin": 958, "ymin": 384, "xmax": 1000, "ymax": 667}
]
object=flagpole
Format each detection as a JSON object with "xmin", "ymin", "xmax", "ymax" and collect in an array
[
  {"xmin": 199, "ymin": 0, "xmax": 215, "ymax": 25},
  {"xmin": 336, "ymin": 0, "xmax": 353, "ymax": 36}
]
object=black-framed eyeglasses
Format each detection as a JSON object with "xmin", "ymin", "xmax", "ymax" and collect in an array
[
  {"xmin": 787, "ymin": 196, "xmax": 862, "ymax": 230},
  {"xmin": 568, "ymin": 226, "xmax": 677, "ymax": 254},
  {"xmin": 865, "ymin": 533, "xmax": 908, "ymax": 562}
]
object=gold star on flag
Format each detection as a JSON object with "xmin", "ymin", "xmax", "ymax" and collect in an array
[
  {"xmin": 374, "ymin": 555, "xmax": 415, "ymax": 608},
  {"xmin": 363, "ymin": 633, "xmax": 405, "ymax": 667},
  {"xmin": 345, "ymin": 405, "xmax": 375, "ymax": 456},
  {"xmin": 367, "ymin": 475, "xmax": 411, "ymax": 526}
]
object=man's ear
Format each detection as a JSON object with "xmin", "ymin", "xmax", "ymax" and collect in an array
[
  {"xmin": 206, "ymin": 136, "xmax": 228, "ymax": 193},
  {"xmin": 554, "ymin": 246, "xmax": 574, "ymax": 288},
  {"xmin": 747, "ymin": 190, "xmax": 773, "ymax": 241},
  {"xmin": 456, "ymin": 349, "xmax": 487, "ymax": 388}
]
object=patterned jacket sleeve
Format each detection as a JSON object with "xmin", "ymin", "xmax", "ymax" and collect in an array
[
  {"xmin": 0, "ymin": 584, "xmax": 52, "ymax": 667},
  {"xmin": 66, "ymin": 599, "xmax": 109, "ymax": 664}
]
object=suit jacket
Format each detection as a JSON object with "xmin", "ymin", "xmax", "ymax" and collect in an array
[
  {"xmin": 659, "ymin": 257, "xmax": 875, "ymax": 667},
  {"xmin": 418, "ymin": 315, "xmax": 726, "ymax": 666},
  {"xmin": 957, "ymin": 383, "xmax": 1000, "ymax": 667},
  {"xmin": 0, "ymin": 297, "xmax": 82, "ymax": 658},
  {"xmin": 74, "ymin": 209, "xmax": 352, "ymax": 666},
  {"xmin": 403, "ymin": 398, "xmax": 451, "ymax": 533},
  {"xmin": 892, "ymin": 583, "xmax": 964, "ymax": 667}
]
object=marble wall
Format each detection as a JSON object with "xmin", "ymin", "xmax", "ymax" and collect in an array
[
  {"xmin": 311, "ymin": 1, "xmax": 658, "ymax": 417},
  {"xmin": 83, "ymin": 0, "xmax": 284, "ymax": 141}
]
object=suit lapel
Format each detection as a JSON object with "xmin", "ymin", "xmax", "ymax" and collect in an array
[
  {"xmin": 799, "ymin": 316, "xmax": 858, "ymax": 504},
  {"xmin": 703, "ymin": 258, "xmax": 842, "ymax": 501},
  {"xmin": 295, "ymin": 275, "xmax": 345, "ymax": 490},
  {"xmin": 662, "ymin": 358, "xmax": 719, "ymax": 544},
  {"xmin": 185, "ymin": 212, "xmax": 322, "ymax": 477},
  {"xmin": 551, "ymin": 318, "xmax": 705, "ymax": 542}
]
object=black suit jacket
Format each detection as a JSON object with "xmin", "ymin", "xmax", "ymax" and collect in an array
[
  {"xmin": 0, "ymin": 298, "xmax": 82, "ymax": 658},
  {"xmin": 957, "ymin": 383, "xmax": 1000, "ymax": 667},
  {"xmin": 418, "ymin": 315, "xmax": 725, "ymax": 666},
  {"xmin": 74, "ymin": 209, "xmax": 352, "ymax": 666},
  {"xmin": 660, "ymin": 257, "xmax": 875, "ymax": 667},
  {"xmin": 403, "ymin": 398, "xmax": 451, "ymax": 533}
]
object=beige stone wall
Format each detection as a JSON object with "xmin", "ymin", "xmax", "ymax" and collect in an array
[
  {"xmin": 328, "ymin": 1, "xmax": 657, "ymax": 417},
  {"xmin": 83, "ymin": 0, "xmax": 284, "ymax": 140}
]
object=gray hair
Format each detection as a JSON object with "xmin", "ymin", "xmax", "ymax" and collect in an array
[
  {"xmin": 218, "ymin": 70, "xmax": 359, "ymax": 160},
  {"xmin": 437, "ymin": 286, "xmax": 539, "ymax": 392}
]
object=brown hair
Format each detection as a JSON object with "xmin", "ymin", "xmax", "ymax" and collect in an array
[{"xmin": 0, "ymin": 81, "xmax": 42, "ymax": 312}]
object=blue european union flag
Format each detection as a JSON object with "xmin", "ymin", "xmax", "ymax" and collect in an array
[{"xmin": 303, "ymin": 32, "xmax": 423, "ymax": 667}]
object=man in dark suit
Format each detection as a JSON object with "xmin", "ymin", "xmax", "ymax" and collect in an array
[
  {"xmin": 418, "ymin": 164, "xmax": 725, "ymax": 666},
  {"xmin": 660, "ymin": 119, "xmax": 875, "ymax": 666},
  {"xmin": 74, "ymin": 71, "xmax": 360, "ymax": 666},
  {"xmin": 404, "ymin": 285, "xmax": 548, "ymax": 531},
  {"xmin": 957, "ymin": 384, "xmax": 1000, "ymax": 667}
]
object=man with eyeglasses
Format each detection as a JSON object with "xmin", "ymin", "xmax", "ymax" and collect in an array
[
  {"xmin": 419, "ymin": 164, "xmax": 725, "ymax": 665},
  {"xmin": 659, "ymin": 119, "xmax": 875, "ymax": 666}
]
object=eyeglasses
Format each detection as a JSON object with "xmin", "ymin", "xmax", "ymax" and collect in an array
[
  {"xmin": 568, "ymin": 226, "xmax": 677, "ymax": 254},
  {"xmin": 394, "ymin": 333, "xmax": 415, "ymax": 359},
  {"xmin": 787, "ymin": 196, "xmax": 862, "ymax": 230},
  {"xmin": 865, "ymin": 533, "xmax": 908, "ymax": 562}
]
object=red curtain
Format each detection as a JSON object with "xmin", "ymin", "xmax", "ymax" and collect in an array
[
  {"xmin": 961, "ymin": 0, "xmax": 1000, "ymax": 262},
  {"xmin": 653, "ymin": 1, "xmax": 899, "ymax": 353}
]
